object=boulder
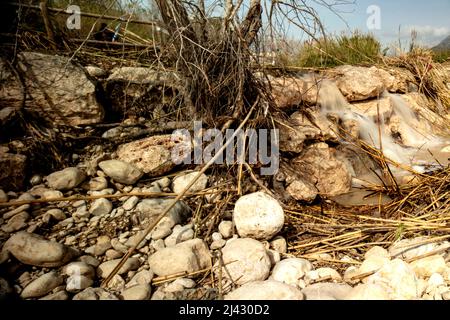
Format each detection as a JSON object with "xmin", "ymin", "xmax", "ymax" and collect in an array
[
  {"xmin": 21, "ymin": 271, "xmax": 63, "ymax": 299},
  {"xmin": 116, "ymin": 135, "xmax": 191, "ymax": 177},
  {"xmin": 225, "ymin": 280, "xmax": 304, "ymax": 300},
  {"xmin": 89, "ymin": 198, "xmax": 113, "ymax": 216},
  {"xmin": 291, "ymin": 143, "xmax": 352, "ymax": 197},
  {"xmin": 135, "ymin": 198, "xmax": 190, "ymax": 229},
  {"xmin": 285, "ymin": 179, "xmax": 318, "ymax": 202},
  {"xmin": 98, "ymin": 160, "xmax": 143, "ymax": 185},
  {"xmin": 334, "ymin": 65, "xmax": 387, "ymax": 101},
  {"xmin": 106, "ymin": 67, "xmax": 179, "ymax": 109},
  {"xmin": 350, "ymin": 96, "xmax": 394, "ymax": 119},
  {"xmin": 172, "ymin": 171, "xmax": 208, "ymax": 194},
  {"xmin": 46, "ymin": 167, "xmax": 86, "ymax": 190},
  {"xmin": 270, "ymin": 75, "xmax": 322, "ymax": 107},
  {"xmin": 1, "ymin": 211, "xmax": 29, "ymax": 233},
  {"xmin": 2, "ymin": 231, "xmax": 79, "ymax": 267},
  {"xmin": 380, "ymin": 67, "xmax": 415, "ymax": 93},
  {"xmin": 233, "ymin": 192, "xmax": 284, "ymax": 240},
  {"xmin": 0, "ymin": 53, "xmax": 104, "ymax": 126},
  {"xmin": 148, "ymin": 239, "xmax": 210, "ymax": 277},
  {"xmin": 217, "ymin": 238, "xmax": 271, "ymax": 285}
]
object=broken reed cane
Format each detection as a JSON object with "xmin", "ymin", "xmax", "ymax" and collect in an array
[
  {"xmin": 39, "ymin": 1, "xmax": 56, "ymax": 50},
  {"xmin": 101, "ymin": 102, "xmax": 258, "ymax": 287}
]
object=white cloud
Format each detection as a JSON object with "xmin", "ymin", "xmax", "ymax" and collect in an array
[
  {"xmin": 381, "ymin": 25, "xmax": 450, "ymax": 47},
  {"xmin": 403, "ymin": 25, "xmax": 449, "ymax": 38}
]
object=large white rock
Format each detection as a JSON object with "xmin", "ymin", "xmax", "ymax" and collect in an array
[
  {"xmin": 334, "ymin": 65, "xmax": 387, "ymax": 101},
  {"xmin": 217, "ymin": 238, "xmax": 271, "ymax": 285},
  {"xmin": 46, "ymin": 167, "xmax": 86, "ymax": 191},
  {"xmin": 21, "ymin": 271, "xmax": 63, "ymax": 298},
  {"xmin": 2, "ymin": 231, "xmax": 79, "ymax": 267},
  {"xmin": 148, "ymin": 239, "xmax": 210, "ymax": 277},
  {"xmin": 270, "ymin": 258, "xmax": 313, "ymax": 287},
  {"xmin": 233, "ymin": 192, "xmax": 284, "ymax": 240},
  {"xmin": 366, "ymin": 259, "xmax": 419, "ymax": 300},
  {"xmin": 99, "ymin": 160, "xmax": 143, "ymax": 185},
  {"xmin": 172, "ymin": 172, "xmax": 208, "ymax": 194},
  {"xmin": 302, "ymin": 283, "xmax": 352, "ymax": 300},
  {"xmin": 225, "ymin": 280, "xmax": 304, "ymax": 300}
]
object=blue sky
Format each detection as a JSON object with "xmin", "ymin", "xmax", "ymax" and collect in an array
[
  {"xmin": 144, "ymin": 0, "xmax": 450, "ymax": 48},
  {"xmin": 304, "ymin": 0, "xmax": 450, "ymax": 48}
]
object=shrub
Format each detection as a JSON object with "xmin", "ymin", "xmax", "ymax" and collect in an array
[{"xmin": 281, "ymin": 31, "xmax": 382, "ymax": 68}]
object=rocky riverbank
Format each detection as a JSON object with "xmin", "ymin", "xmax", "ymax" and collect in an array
[
  {"xmin": 1, "ymin": 52, "xmax": 450, "ymax": 300},
  {"xmin": 0, "ymin": 167, "xmax": 449, "ymax": 300}
]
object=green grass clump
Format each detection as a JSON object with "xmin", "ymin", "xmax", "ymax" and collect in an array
[
  {"xmin": 282, "ymin": 31, "xmax": 382, "ymax": 68},
  {"xmin": 432, "ymin": 50, "xmax": 450, "ymax": 63}
]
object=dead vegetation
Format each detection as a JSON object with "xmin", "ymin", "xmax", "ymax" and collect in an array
[{"xmin": 1, "ymin": 0, "xmax": 450, "ymax": 291}]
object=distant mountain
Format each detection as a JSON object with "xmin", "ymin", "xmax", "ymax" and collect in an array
[{"xmin": 433, "ymin": 35, "xmax": 450, "ymax": 51}]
